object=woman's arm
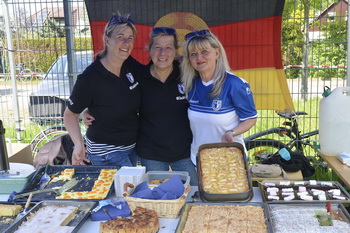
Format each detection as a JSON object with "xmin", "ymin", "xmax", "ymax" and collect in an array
[
  {"xmin": 221, "ymin": 118, "xmax": 257, "ymax": 142},
  {"xmin": 64, "ymin": 108, "xmax": 90, "ymax": 165}
]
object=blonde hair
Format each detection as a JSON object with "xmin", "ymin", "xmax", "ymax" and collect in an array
[
  {"xmin": 97, "ymin": 14, "xmax": 137, "ymax": 59},
  {"xmin": 180, "ymin": 32, "xmax": 230, "ymax": 98}
]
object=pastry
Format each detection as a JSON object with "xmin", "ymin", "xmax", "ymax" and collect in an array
[
  {"xmin": 100, "ymin": 207, "xmax": 159, "ymax": 233},
  {"xmin": 0, "ymin": 204, "xmax": 23, "ymax": 216},
  {"xmin": 200, "ymin": 147, "xmax": 249, "ymax": 193},
  {"xmin": 182, "ymin": 205, "xmax": 267, "ymax": 233},
  {"xmin": 56, "ymin": 169, "xmax": 117, "ymax": 199},
  {"xmin": 14, "ymin": 205, "xmax": 78, "ymax": 233}
]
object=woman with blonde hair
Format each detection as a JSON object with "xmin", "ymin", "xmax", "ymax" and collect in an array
[
  {"xmin": 181, "ymin": 30, "xmax": 258, "ymax": 164},
  {"xmin": 64, "ymin": 14, "xmax": 141, "ymax": 166}
]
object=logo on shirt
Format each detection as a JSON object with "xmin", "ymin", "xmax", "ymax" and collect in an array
[
  {"xmin": 212, "ymin": 100, "xmax": 222, "ymax": 111},
  {"xmin": 246, "ymin": 87, "xmax": 251, "ymax": 95},
  {"xmin": 178, "ymin": 84, "xmax": 185, "ymax": 94},
  {"xmin": 67, "ymin": 98, "xmax": 73, "ymax": 105},
  {"xmin": 126, "ymin": 72, "xmax": 134, "ymax": 83}
]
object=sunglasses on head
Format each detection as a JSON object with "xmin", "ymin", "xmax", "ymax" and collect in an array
[
  {"xmin": 185, "ymin": 29, "xmax": 211, "ymax": 41},
  {"xmin": 152, "ymin": 27, "xmax": 176, "ymax": 35},
  {"xmin": 108, "ymin": 15, "xmax": 135, "ymax": 27}
]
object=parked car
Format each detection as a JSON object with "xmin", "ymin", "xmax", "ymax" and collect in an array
[{"xmin": 29, "ymin": 51, "xmax": 94, "ymax": 124}]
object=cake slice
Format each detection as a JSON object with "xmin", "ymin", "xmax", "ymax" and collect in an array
[{"xmin": 0, "ymin": 204, "xmax": 23, "ymax": 217}]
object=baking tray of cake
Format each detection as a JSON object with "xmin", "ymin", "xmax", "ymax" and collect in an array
[
  {"xmin": 0, "ymin": 202, "xmax": 36, "ymax": 233},
  {"xmin": 176, "ymin": 202, "xmax": 273, "ymax": 233},
  {"xmin": 196, "ymin": 142, "xmax": 253, "ymax": 202},
  {"xmin": 268, "ymin": 203, "xmax": 350, "ymax": 232},
  {"xmin": 259, "ymin": 180, "xmax": 350, "ymax": 203},
  {"xmin": 9, "ymin": 165, "xmax": 118, "ymax": 203},
  {"xmin": 3, "ymin": 200, "xmax": 97, "ymax": 233}
]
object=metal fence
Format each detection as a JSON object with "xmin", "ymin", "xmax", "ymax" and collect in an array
[{"xmin": 0, "ymin": 0, "xmax": 348, "ymax": 160}]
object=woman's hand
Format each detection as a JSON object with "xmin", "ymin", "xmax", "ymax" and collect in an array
[
  {"xmin": 82, "ymin": 109, "xmax": 95, "ymax": 126},
  {"xmin": 222, "ymin": 131, "xmax": 235, "ymax": 142},
  {"xmin": 71, "ymin": 144, "xmax": 90, "ymax": 165}
]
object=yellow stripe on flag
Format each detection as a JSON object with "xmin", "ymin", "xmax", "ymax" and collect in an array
[{"xmin": 234, "ymin": 68, "xmax": 294, "ymax": 111}]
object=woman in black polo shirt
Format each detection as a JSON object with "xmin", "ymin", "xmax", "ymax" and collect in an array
[{"xmin": 64, "ymin": 14, "xmax": 141, "ymax": 167}]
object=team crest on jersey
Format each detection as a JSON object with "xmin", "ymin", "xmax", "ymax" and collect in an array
[
  {"xmin": 178, "ymin": 84, "xmax": 185, "ymax": 94},
  {"xmin": 126, "ymin": 73, "xmax": 134, "ymax": 83},
  {"xmin": 246, "ymin": 87, "xmax": 251, "ymax": 95},
  {"xmin": 212, "ymin": 100, "xmax": 222, "ymax": 111}
]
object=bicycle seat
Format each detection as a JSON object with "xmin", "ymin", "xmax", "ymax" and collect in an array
[{"xmin": 276, "ymin": 111, "xmax": 307, "ymax": 119}]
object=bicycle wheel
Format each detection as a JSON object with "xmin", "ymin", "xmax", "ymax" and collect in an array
[
  {"xmin": 31, "ymin": 126, "xmax": 68, "ymax": 159},
  {"xmin": 245, "ymin": 139, "xmax": 286, "ymax": 164}
]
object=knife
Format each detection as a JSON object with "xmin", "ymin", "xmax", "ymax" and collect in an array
[{"xmin": 13, "ymin": 178, "xmax": 78, "ymax": 200}]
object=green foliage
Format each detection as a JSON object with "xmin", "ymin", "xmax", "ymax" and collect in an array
[
  {"xmin": 37, "ymin": 18, "xmax": 65, "ymax": 38},
  {"xmin": 308, "ymin": 17, "xmax": 347, "ymax": 79},
  {"xmin": 8, "ymin": 37, "xmax": 92, "ymax": 73}
]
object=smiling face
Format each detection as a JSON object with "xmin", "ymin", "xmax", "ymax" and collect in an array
[
  {"xmin": 150, "ymin": 35, "xmax": 176, "ymax": 70},
  {"xmin": 188, "ymin": 40, "xmax": 219, "ymax": 79},
  {"xmin": 106, "ymin": 26, "xmax": 135, "ymax": 62}
]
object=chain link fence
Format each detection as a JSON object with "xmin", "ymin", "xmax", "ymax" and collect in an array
[{"xmin": 0, "ymin": 0, "xmax": 348, "ymax": 165}]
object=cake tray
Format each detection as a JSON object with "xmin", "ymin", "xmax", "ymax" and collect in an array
[
  {"xmin": 197, "ymin": 142, "xmax": 253, "ymax": 202},
  {"xmin": 176, "ymin": 202, "xmax": 273, "ymax": 233},
  {"xmin": 0, "ymin": 201, "xmax": 36, "ymax": 233},
  {"xmin": 259, "ymin": 180, "xmax": 350, "ymax": 203},
  {"xmin": 268, "ymin": 203, "xmax": 350, "ymax": 232},
  {"xmin": 3, "ymin": 200, "xmax": 97, "ymax": 233},
  {"xmin": 10, "ymin": 165, "xmax": 118, "ymax": 203}
]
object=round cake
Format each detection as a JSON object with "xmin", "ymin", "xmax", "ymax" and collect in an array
[{"xmin": 100, "ymin": 207, "xmax": 159, "ymax": 233}]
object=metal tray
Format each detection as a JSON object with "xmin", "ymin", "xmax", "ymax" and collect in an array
[
  {"xmin": 197, "ymin": 142, "xmax": 253, "ymax": 202},
  {"xmin": 11, "ymin": 165, "xmax": 118, "ymax": 203},
  {"xmin": 3, "ymin": 200, "xmax": 97, "ymax": 233},
  {"xmin": 259, "ymin": 180, "xmax": 350, "ymax": 203},
  {"xmin": 176, "ymin": 202, "xmax": 273, "ymax": 233},
  {"xmin": 268, "ymin": 203, "xmax": 350, "ymax": 232},
  {"xmin": 0, "ymin": 202, "xmax": 36, "ymax": 232}
]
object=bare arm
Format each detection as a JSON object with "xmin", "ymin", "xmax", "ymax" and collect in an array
[
  {"xmin": 64, "ymin": 107, "xmax": 90, "ymax": 165},
  {"xmin": 221, "ymin": 118, "xmax": 257, "ymax": 142}
]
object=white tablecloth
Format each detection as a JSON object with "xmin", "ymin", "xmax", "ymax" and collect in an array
[{"xmin": 0, "ymin": 187, "xmax": 262, "ymax": 233}]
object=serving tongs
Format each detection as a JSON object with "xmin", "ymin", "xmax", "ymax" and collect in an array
[{"xmin": 13, "ymin": 178, "xmax": 78, "ymax": 200}]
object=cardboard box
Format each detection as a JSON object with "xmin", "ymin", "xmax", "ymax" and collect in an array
[{"xmin": 6, "ymin": 143, "xmax": 33, "ymax": 165}]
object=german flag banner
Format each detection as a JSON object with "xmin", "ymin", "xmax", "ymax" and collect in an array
[{"xmin": 85, "ymin": 0, "xmax": 294, "ymax": 111}]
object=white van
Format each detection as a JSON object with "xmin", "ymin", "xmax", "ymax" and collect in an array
[{"xmin": 29, "ymin": 51, "xmax": 93, "ymax": 123}]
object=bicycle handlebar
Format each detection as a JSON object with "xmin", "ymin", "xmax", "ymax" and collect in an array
[{"xmin": 276, "ymin": 111, "xmax": 307, "ymax": 120}]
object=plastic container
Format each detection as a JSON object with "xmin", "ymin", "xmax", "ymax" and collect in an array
[
  {"xmin": 140, "ymin": 171, "xmax": 190, "ymax": 188},
  {"xmin": 114, "ymin": 166, "xmax": 146, "ymax": 197},
  {"xmin": 319, "ymin": 87, "xmax": 350, "ymax": 156}
]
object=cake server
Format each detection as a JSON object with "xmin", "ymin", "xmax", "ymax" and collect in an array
[
  {"xmin": 13, "ymin": 178, "xmax": 78, "ymax": 200},
  {"xmin": 15, "ymin": 192, "xmax": 33, "ymax": 220}
]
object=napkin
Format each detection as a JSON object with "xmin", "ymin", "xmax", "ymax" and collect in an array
[
  {"xmin": 130, "ymin": 175, "xmax": 184, "ymax": 200},
  {"xmin": 90, "ymin": 201, "xmax": 131, "ymax": 221}
]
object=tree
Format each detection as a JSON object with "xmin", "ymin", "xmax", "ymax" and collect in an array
[{"xmin": 37, "ymin": 17, "xmax": 65, "ymax": 38}]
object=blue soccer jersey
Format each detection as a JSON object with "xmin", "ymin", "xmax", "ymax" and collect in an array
[{"xmin": 188, "ymin": 72, "xmax": 257, "ymax": 164}]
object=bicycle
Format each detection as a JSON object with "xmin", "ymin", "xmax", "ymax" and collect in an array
[
  {"xmin": 15, "ymin": 63, "xmax": 33, "ymax": 82},
  {"xmin": 30, "ymin": 121, "xmax": 87, "ymax": 158},
  {"xmin": 244, "ymin": 111, "xmax": 320, "ymax": 164}
]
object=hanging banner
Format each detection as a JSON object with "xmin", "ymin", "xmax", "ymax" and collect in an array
[{"xmin": 84, "ymin": 0, "xmax": 294, "ymax": 111}]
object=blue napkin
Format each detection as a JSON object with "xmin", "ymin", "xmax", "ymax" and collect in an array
[
  {"xmin": 90, "ymin": 202, "xmax": 131, "ymax": 221},
  {"xmin": 130, "ymin": 175, "xmax": 184, "ymax": 200}
]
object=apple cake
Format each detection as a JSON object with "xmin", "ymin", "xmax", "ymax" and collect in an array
[
  {"xmin": 182, "ymin": 205, "xmax": 267, "ymax": 233},
  {"xmin": 200, "ymin": 147, "xmax": 249, "ymax": 193},
  {"xmin": 100, "ymin": 207, "xmax": 159, "ymax": 233}
]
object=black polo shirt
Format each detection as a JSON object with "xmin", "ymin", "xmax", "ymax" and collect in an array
[
  {"xmin": 137, "ymin": 60, "xmax": 192, "ymax": 162},
  {"xmin": 68, "ymin": 56, "xmax": 141, "ymax": 146}
]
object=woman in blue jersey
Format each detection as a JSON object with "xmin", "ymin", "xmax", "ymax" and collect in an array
[
  {"xmin": 181, "ymin": 29, "xmax": 258, "ymax": 165},
  {"xmin": 64, "ymin": 14, "xmax": 141, "ymax": 166}
]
